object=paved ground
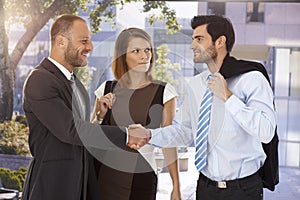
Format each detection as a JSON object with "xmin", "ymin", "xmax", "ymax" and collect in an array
[
  {"xmin": 157, "ymin": 152, "xmax": 300, "ymax": 200},
  {"xmin": 264, "ymin": 167, "xmax": 300, "ymax": 200}
]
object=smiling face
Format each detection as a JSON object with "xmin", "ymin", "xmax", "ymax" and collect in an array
[
  {"xmin": 190, "ymin": 24, "xmax": 217, "ymax": 64},
  {"xmin": 125, "ymin": 37, "xmax": 152, "ymax": 73},
  {"xmin": 64, "ymin": 20, "xmax": 93, "ymax": 67}
]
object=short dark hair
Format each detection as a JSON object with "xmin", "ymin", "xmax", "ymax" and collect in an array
[
  {"xmin": 50, "ymin": 14, "xmax": 86, "ymax": 45},
  {"xmin": 191, "ymin": 15, "xmax": 235, "ymax": 52}
]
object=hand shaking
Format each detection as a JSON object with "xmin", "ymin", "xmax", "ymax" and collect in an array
[{"xmin": 127, "ymin": 124, "xmax": 151, "ymax": 150}]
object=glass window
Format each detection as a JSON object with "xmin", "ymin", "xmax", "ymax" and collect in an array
[
  {"xmin": 207, "ymin": 2, "xmax": 225, "ymax": 16},
  {"xmin": 246, "ymin": 2, "xmax": 265, "ymax": 23}
]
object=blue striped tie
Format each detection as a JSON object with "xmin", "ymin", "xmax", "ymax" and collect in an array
[{"xmin": 195, "ymin": 78, "xmax": 213, "ymax": 172}]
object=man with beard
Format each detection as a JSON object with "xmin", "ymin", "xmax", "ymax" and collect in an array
[
  {"xmin": 128, "ymin": 15, "xmax": 277, "ymax": 200},
  {"xmin": 22, "ymin": 14, "xmax": 147, "ymax": 200}
]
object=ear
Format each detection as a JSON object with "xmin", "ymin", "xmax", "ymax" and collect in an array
[
  {"xmin": 55, "ymin": 35, "xmax": 68, "ymax": 48},
  {"xmin": 215, "ymin": 35, "xmax": 226, "ymax": 50}
]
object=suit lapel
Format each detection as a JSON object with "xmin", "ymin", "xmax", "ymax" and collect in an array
[
  {"xmin": 39, "ymin": 58, "xmax": 73, "ymax": 96},
  {"xmin": 39, "ymin": 58, "xmax": 90, "ymax": 120}
]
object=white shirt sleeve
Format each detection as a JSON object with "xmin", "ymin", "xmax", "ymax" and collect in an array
[
  {"xmin": 94, "ymin": 81, "xmax": 106, "ymax": 98},
  {"xmin": 225, "ymin": 71, "xmax": 276, "ymax": 143},
  {"xmin": 163, "ymin": 83, "xmax": 178, "ymax": 104},
  {"xmin": 149, "ymin": 78, "xmax": 200, "ymax": 148}
]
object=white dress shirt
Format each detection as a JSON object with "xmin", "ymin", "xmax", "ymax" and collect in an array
[
  {"xmin": 150, "ymin": 70, "xmax": 277, "ymax": 181},
  {"xmin": 48, "ymin": 57, "xmax": 72, "ymax": 80}
]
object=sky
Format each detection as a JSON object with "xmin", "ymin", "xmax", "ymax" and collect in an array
[{"xmin": 116, "ymin": 1, "xmax": 198, "ymax": 29}]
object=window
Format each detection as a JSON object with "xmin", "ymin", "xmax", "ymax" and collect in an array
[
  {"xmin": 207, "ymin": 2, "xmax": 225, "ymax": 16},
  {"xmin": 246, "ymin": 2, "xmax": 265, "ymax": 23}
]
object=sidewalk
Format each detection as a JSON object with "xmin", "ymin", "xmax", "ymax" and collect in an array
[
  {"xmin": 156, "ymin": 150, "xmax": 198, "ymax": 200},
  {"xmin": 264, "ymin": 167, "xmax": 300, "ymax": 200},
  {"xmin": 157, "ymin": 152, "xmax": 300, "ymax": 200}
]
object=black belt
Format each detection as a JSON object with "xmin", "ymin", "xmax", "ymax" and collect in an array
[{"xmin": 199, "ymin": 171, "xmax": 260, "ymax": 189}]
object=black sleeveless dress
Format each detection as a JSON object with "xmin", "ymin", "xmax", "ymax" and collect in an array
[{"xmin": 95, "ymin": 81, "xmax": 166, "ymax": 200}]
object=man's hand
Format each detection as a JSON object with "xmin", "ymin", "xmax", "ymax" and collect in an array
[
  {"xmin": 127, "ymin": 124, "xmax": 151, "ymax": 150},
  {"xmin": 208, "ymin": 72, "xmax": 232, "ymax": 102}
]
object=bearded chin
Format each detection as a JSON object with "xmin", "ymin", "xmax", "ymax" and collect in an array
[
  {"xmin": 74, "ymin": 60, "xmax": 87, "ymax": 67},
  {"xmin": 70, "ymin": 60, "xmax": 86, "ymax": 68},
  {"xmin": 65, "ymin": 54, "xmax": 87, "ymax": 67}
]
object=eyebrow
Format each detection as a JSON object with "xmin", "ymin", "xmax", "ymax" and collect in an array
[
  {"xmin": 192, "ymin": 35, "xmax": 204, "ymax": 40},
  {"xmin": 129, "ymin": 46, "xmax": 151, "ymax": 50}
]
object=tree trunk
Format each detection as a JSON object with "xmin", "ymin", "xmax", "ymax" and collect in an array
[
  {"xmin": 0, "ymin": 0, "xmax": 67, "ymax": 122},
  {"xmin": 0, "ymin": 0, "xmax": 14, "ymax": 122},
  {"xmin": 10, "ymin": 0, "xmax": 68, "ymax": 71}
]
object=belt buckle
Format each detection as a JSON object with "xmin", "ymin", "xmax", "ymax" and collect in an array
[{"xmin": 217, "ymin": 181, "xmax": 227, "ymax": 188}]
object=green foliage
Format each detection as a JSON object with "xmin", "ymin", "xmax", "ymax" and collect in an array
[
  {"xmin": 74, "ymin": 65, "xmax": 91, "ymax": 90},
  {"xmin": 0, "ymin": 167, "xmax": 28, "ymax": 191},
  {"xmin": 145, "ymin": 1, "xmax": 181, "ymax": 34},
  {"xmin": 89, "ymin": 0, "xmax": 117, "ymax": 32},
  {"xmin": 89, "ymin": 0, "xmax": 181, "ymax": 34},
  {"xmin": 153, "ymin": 43, "xmax": 181, "ymax": 84},
  {"xmin": 0, "ymin": 117, "xmax": 31, "ymax": 156},
  {"xmin": 14, "ymin": 115, "xmax": 28, "ymax": 126}
]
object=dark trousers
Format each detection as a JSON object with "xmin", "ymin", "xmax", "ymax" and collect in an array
[{"xmin": 196, "ymin": 172, "xmax": 263, "ymax": 200}]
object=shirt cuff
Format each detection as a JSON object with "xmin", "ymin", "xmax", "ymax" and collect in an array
[{"xmin": 148, "ymin": 129, "xmax": 162, "ymax": 148}]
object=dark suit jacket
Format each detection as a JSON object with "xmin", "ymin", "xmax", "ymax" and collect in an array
[
  {"xmin": 219, "ymin": 54, "xmax": 279, "ymax": 191},
  {"xmin": 21, "ymin": 58, "xmax": 127, "ymax": 200}
]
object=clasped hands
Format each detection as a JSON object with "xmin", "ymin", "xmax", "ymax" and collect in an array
[
  {"xmin": 127, "ymin": 124, "xmax": 151, "ymax": 150},
  {"xmin": 125, "ymin": 73, "xmax": 233, "ymax": 150},
  {"xmin": 95, "ymin": 94, "xmax": 150, "ymax": 150}
]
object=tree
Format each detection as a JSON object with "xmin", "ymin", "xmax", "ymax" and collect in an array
[
  {"xmin": 153, "ymin": 43, "xmax": 181, "ymax": 84},
  {"xmin": 0, "ymin": 0, "xmax": 180, "ymax": 122},
  {"xmin": 0, "ymin": 116, "xmax": 30, "ymax": 156},
  {"xmin": 0, "ymin": 167, "xmax": 28, "ymax": 191}
]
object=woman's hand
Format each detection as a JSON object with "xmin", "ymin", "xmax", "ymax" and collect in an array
[
  {"xmin": 170, "ymin": 186, "xmax": 181, "ymax": 200},
  {"xmin": 96, "ymin": 92, "xmax": 115, "ymax": 120}
]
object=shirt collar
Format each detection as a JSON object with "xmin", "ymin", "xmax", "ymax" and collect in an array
[
  {"xmin": 48, "ymin": 57, "xmax": 73, "ymax": 80},
  {"xmin": 203, "ymin": 70, "xmax": 212, "ymax": 81}
]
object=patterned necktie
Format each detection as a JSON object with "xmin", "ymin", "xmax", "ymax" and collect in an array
[
  {"xmin": 195, "ymin": 76, "xmax": 213, "ymax": 172},
  {"xmin": 70, "ymin": 74, "xmax": 86, "ymax": 119}
]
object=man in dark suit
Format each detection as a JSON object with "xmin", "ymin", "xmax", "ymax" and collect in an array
[{"xmin": 21, "ymin": 14, "xmax": 147, "ymax": 200}]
